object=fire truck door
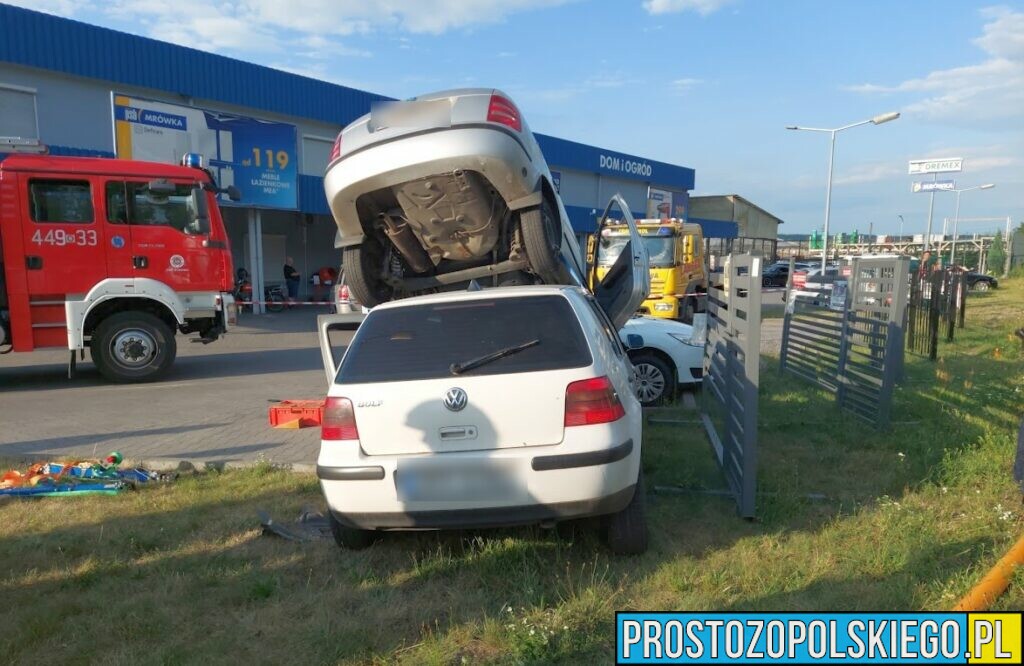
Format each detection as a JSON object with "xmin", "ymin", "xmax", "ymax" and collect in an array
[
  {"xmin": 106, "ymin": 179, "xmax": 218, "ymax": 291},
  {"xmin": 21, "ymin": 175, "xmax": 108, "ymax": 298}
]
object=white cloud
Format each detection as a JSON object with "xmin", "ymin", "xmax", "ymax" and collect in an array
[
  {"xmin": 244, "ymin": 0, "xmax": 571, "ymax": 36},
  {"xmin": 844, "ymin": 6, "xmax": 1024, "ymax": 127},
  {"xmin": 2, "ymin": 0, "xmax": 84, "ymax": 17},
  {"xmin": 642, "ymin": 0, "xmax": 734, "ymax": 16},
  {"xmin": 670, "ymin": 77, "xmax": 703, "ymax": 94},
  {"xmin": 832, "ymin": 162, "xmax": 904, "ymax": 186}
]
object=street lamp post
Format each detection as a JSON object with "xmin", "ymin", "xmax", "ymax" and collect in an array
[
  {"xmin": 787, "ymin": 111, "xmax": 900, "ymax": 272},
  {"xmin": 949, "ymin": 184, "xmax": 995, "ymax": 268}
]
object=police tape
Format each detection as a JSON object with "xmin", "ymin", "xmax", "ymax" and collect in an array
[
  {"xmin": 237, "ymin": 301, "xmax": 336, "ymax": 307},
  {"xmin": 615, "ymin": 612, "xmax": 1023, "ymax": 664}
]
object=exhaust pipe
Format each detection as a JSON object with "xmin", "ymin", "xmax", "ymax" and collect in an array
[{"xmin": 379, "ymin": 212, "xmax": 433, "ymax": 274}]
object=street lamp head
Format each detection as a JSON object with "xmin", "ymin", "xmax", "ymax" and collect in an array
[
  {"xmin": 980, "ymin": 183, "xmax": 995, "ymax": 189},
  {"xmin": 870, "ymin": 111, "xmax": 900, "ymax": 125}
]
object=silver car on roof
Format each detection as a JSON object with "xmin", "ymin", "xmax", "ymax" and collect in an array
[{"xmin": 324, "ymin": 88, "xmax": 585, "ymax": 307}]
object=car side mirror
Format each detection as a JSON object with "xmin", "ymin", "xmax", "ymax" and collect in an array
[
  {"xmin": 225, "ymin": 185, "xmax": 241, "ymax": 202},
  {"xmin": 625, "ymin": 333, "xmax": 644, "ymax": 350},
  {"xmin": 191, "ymin": 185, "xmax": 210, "ymax": 235}
]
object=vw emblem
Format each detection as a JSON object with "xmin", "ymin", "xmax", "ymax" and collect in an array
[{"xmin": 443, "ymin": 387, "xmax": 468, "ymax": 412}]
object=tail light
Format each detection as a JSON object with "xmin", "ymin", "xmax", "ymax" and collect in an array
[
  {"xmin": 329, "ymin": 133, "xmax": 342, "ymax": 162},
  {"xmin": 340, "ymin": 285, "xmax": 350, "ymax": 301},
  {"xmin": 487, "ymin": 93, "xmax": 522, "ymax": 132},
  {"xmin": 793, "ymin": 272, "xmax": 807, "ymax": 289},
  {"xmin": 322, "ymin": 397, "xmax": 359, "ymax": 440},
  {"xmin": 564, "ymin": 376, "xmax": 625, "ymax": 427}
]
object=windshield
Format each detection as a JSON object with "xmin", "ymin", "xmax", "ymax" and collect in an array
[{"xmin": 598, "ymin": 234, "xmax": 675, "ymax": 268}]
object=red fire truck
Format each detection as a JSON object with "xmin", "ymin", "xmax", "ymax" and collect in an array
[{"xmin": 0, "ymin": 144, "xmax": 237, "ymax": 382}]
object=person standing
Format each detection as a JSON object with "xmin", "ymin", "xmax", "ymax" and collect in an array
[{"xmin": 283, "ymin": 257, "xmax": 300, "ymax": 303}]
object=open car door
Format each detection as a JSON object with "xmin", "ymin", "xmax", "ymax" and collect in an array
[{"xmin": 587, "ymin": 194, "xmax": 650, "ymax": 329}]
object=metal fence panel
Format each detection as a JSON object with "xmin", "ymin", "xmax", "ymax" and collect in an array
[
  {"xmin": 779, "ymin": 257, "xmax": 909, "ymax": 428},
  {"xmin": 701, "ymin": 254, "xmax": 761, "ymax": 518}
]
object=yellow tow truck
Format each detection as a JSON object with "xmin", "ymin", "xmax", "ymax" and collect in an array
[{"xmin": 590, "ymin": 218, "xmax": 707, "ymax": 321}]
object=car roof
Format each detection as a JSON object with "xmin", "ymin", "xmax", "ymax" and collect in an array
[{"xmin": 368, "ymin": 284, "xmax": 587, "ymax": 312}]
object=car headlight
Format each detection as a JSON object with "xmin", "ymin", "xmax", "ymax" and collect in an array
[
  {"xmin": 668, "ymin": 332, "xmax": 701, "ymax": 346},
  {"xmin": 654, "ymin": 303, "xmax": 673, "ymax": 312}
]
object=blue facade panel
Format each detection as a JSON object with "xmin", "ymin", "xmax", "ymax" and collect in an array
[
  {"xmin": 690, "ymin": 217, "xmax": 739, "ymax": 239},
  {"xmin": 536, "ymin": 134, "xmax": 695, "ymax": 190},
  {"xmin": 298, "ymin": 174, "xmax": 331, "ymax": 216}
]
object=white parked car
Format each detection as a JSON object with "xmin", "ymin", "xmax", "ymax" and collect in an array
[
  {"xmin": 315, "ymin": 208, "xmax": 649, "ymax": 553},
  {"xmin": 619, "ymin": 317, "xmax": 703, "ymax": 407},
  {"xmin": 324, "ymin": 88, "xmax": 586, "ymax": 306}
]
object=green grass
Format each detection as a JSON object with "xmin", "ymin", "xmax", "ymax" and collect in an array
[{"xmin": 2, "ymin": 282, "xmax": 1023, "ymax": 664}]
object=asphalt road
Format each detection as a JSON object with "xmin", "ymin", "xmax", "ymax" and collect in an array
[
  {"xmin": 0, "ymin": 307, "xmax": 347, "ymax": 465},
  {"xmin": 1, "ymin": 295, "xmax": 785, "ymax": 465}
]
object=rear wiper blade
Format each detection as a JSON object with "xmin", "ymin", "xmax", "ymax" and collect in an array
[{"xmin": 449, "ymin": 339, "xmax": 541, "ymax": 375}]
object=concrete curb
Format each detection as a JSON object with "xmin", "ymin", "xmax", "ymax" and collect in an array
[{"xmin": 133, "ymin": 457, "xmax": 317, "ymax": 475}]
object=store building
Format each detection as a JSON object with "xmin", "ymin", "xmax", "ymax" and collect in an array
[{"xmin": 0, "ymin": 5, "xmax": 697, "ymax": 307}]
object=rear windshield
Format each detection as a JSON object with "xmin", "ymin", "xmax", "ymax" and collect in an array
[{"xmin": 337, "ymin": 295, "xmax": 592, "ymax": 383}]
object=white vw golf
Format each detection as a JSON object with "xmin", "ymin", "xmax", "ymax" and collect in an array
[{"xmin": 316, "ymin": 199, "xmax": 650, "ymax": 554}]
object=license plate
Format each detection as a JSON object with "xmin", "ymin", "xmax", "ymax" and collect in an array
[
  {"xmin": 396, "ymin": 459, "xmax": 526, "ymax": 503},
  {"xmin": 369, "ymin": 99, "xmax": 451, "ymax": 132}
]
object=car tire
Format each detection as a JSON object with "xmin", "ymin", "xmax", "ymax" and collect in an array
[
  {"xmin": 606, "ymin": 469, "xmax": 648, "ymax": 555},
  {"xmin": 972, "ymin": 280, "xmax": 990, "ymax": 292},
  {"xmin": 328, "ymin": 512, "xmax": 377, "ymax": 550},
  {"xmin": 629, "ymin": 352, "xmax": 676, "ymax": 407},
  {"xmin": 519, "ymin": 197, "xmax": 562, "ymax": 283},
  {"xmin": 90, "ymin": 311, "xmax": 177, "ymax": 383},
  {"xmin": 762, "ymin": 277, "xmax": 772, "ymax": 288},
  {"xmin": 343, "ymin": 237, "xmax": 394, "ymax": 307}
]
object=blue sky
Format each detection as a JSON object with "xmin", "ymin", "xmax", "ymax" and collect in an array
[{"xmin": 16, "ymin": 0, "xmax": 1024, "ymax": 235}]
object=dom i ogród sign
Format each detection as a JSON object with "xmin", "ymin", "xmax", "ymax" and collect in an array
[{"xmin": 908, "ymin": 157, "xmax": 963, "ymax": 175}]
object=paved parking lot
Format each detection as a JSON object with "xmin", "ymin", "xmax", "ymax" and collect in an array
[
  {"xmin": 1, "ymin": 304, "xmax": 783, "ymax": 465},
  {"xmin": 0, "ymin": 307, "xmax": 349, "ymax": 465}
]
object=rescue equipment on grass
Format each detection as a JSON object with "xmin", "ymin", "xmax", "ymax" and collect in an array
[{"xmin": 0, "ymin": 452, "xmax": 173, "ymax": 498}]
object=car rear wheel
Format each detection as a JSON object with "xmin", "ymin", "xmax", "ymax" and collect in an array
[
  {"xmin": 328, "ymin": 512, "xmax": 377, "ymax": 550},
  {"xmin": 973, "ymin": 280, "xmax": 990, "ymax": 292},
  {"xmin": 519, "ymin": 197, "xmax": 562, "ymax": 283},
  {"xmin": 91, "ymin": 311, "xmax": 177, "ymax": 383},
  {"xmin": 630, "ymin": 352, "xmax": 675, "ymax": 407},
  {"xmin": 606, "ymin": 470, "xmax": 648, "ymax": 555},
  {"xmin": 343, "ymin": 236, "xmax": 395, "ymax": 307},
  {"xmin": 762, "ymin": 277, "xmax": 772, "ymax": 288}
]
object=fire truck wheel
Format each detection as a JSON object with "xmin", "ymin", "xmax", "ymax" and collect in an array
[
  {"xmin": 343, "ymin": 238, "xmax": 394, "ymax": 307},
  {"xmin": 520, "ymin": 197, "xmax": 562, "ymax": 283},
  {"xmin": 91, "ymin": 311, "xmax": 177, "ymax": 383}
]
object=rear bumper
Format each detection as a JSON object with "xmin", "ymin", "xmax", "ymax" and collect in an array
[
  {"xmin": 317, "ymin": 431, "xmax": 641, "ymax": 530},
  {"xmin": 324, "ymin": 126, "xmax": 542, "ymax": 247},
  {"xmin": 329, "ymin": 484, "xmax": 636, "ymax": 530}
]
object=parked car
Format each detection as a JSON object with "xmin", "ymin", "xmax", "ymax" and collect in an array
[
  {"xmin": 965, "ymin": 271, "xmax": 998, "ymax": 292},
  {"xmin": 619, "ymin": 317, "xmax": 703, "ymax": 407},
  {"xmin": 324, "ymin": 88, "xmax": 585, "ymax": 307},
  {"xmin": 316, "ymin": 279, "xmax": 650, "ymax": 554},
  {"xmin": 761, "ymin": 264, "xmax": 791, "ymax": 287},
  {"xmin": 791, "ymin": 266, "xmax": 841, "ymax": 306}
]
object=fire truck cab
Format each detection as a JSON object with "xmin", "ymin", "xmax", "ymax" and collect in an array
[{"xmin": 0, "ymin": 147, "xmax": 237, "ymax": 382}]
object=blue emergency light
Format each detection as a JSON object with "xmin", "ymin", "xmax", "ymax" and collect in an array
[{"xmin": 180, "ymin": 153, "xmax": 205, "ymax": 168}]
